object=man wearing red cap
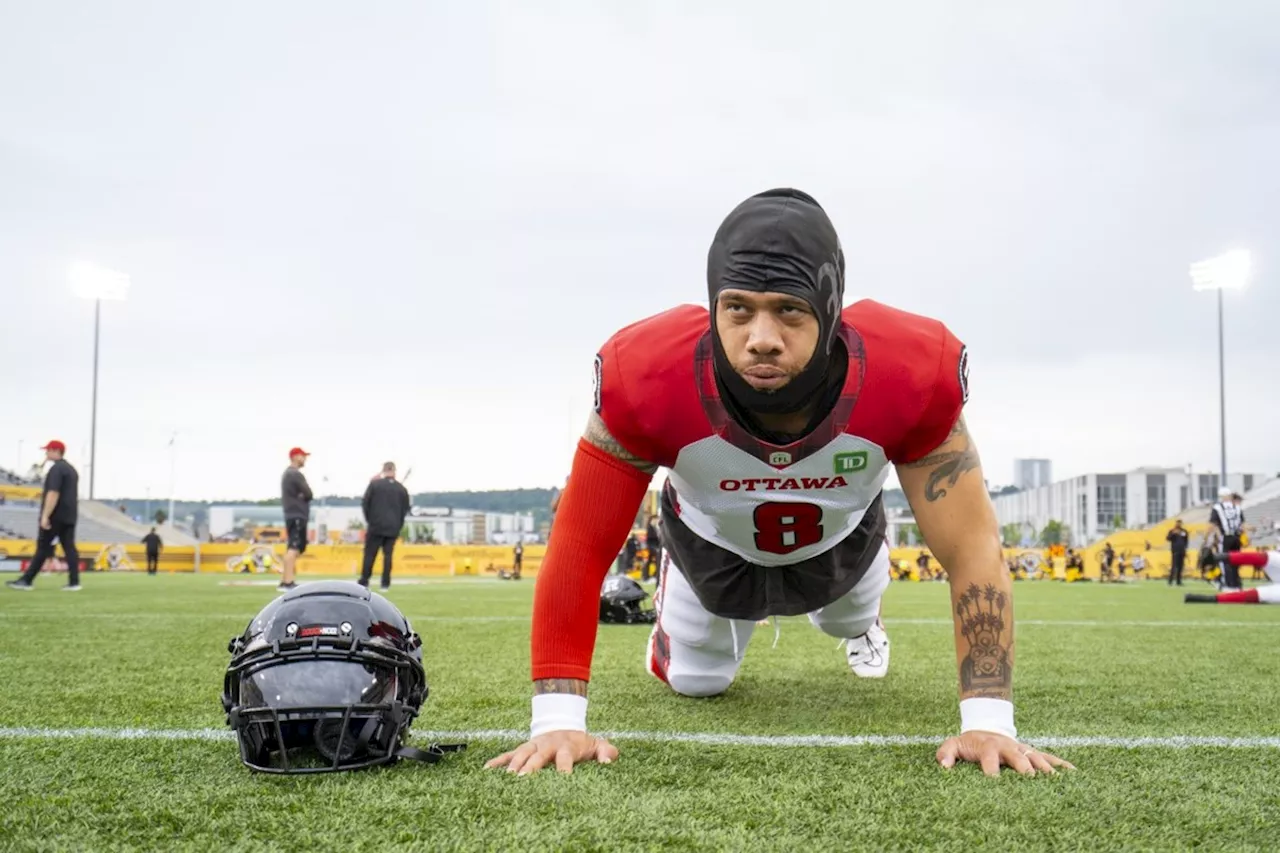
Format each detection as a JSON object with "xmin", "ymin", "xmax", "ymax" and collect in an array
[
  {"xmin": 6, "ymin": 441, "xmax": 82, "ymax": 591},
  {"xmin": 279, "ymin": 447, "xmax": 313, "ymax": 591}
]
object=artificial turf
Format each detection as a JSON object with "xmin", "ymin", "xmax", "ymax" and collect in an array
[{"xmin": 1, "ymin": 573, "xmax": 1278, "ymax": 851}]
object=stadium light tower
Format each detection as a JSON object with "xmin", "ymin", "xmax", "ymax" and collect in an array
[
  {"xmin": 1189, "ymin": 249, "xmax": 1252, "ymax": 487},
  {"xmin": 70, "ymin": 262, "xmax": 131, "ymax": 500}
]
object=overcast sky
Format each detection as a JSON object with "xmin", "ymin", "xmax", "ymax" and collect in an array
[{"xmin": 2, "ymin": 1, "xmax": 1278, "ymax": 501}]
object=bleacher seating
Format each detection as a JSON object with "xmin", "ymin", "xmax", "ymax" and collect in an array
[
  {"xmin": 0, "ymin": 505, "xmax": 145, "ymax": 545},
  {"xmin": 1243, "ymin": 478, "xmax": 1280, "ymax": 547}
]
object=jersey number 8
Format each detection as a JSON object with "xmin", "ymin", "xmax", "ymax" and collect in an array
[{"xmin": 753, "ymin": 501, "xmax": 824, "ymax": 555}]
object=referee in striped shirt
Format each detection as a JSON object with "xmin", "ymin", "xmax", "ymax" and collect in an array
[{"xmin": 1209, "ymin": 488, "xmax": 1246, "ymax": 591}]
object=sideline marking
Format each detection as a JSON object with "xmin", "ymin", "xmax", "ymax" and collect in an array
[{"xmin": 1, "ymin": 727, "xmax": 1278, "ymax": 750}]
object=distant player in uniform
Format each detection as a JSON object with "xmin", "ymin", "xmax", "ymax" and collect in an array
[
  {"xmin": 513, "ymin": 541, "xmax": 525, "ymax": 580},
  {"xmin": 1186, "ymin": 550, "xmax": 1280, "ymax": 604},
  {"xmin": 487, "ymin": 188, "xmax": 1071, "ymax": 779}
]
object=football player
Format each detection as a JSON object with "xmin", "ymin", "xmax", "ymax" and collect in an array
[
  {"xmin": 1185, "ymin": 550, "xmax": 1280, "ymax": 604},
  {"xmin": 487, "ymin": 189, "xmax": 1072, "ymax": 778}
]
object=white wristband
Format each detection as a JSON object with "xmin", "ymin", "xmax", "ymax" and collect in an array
[
  {"xmin": 531, "ymin": 694, "xmax": 588, "ymax": 738},
  {"xmin": 959, "ymin": 697, "xmax": 1017, "ymax": 741}
]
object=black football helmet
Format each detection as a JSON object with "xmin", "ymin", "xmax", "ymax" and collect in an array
[
  {"xmin": 600, "ymin": 575, "xmax": 657, "ymax": 624},
  {"xmin": 222, "ymin": 580, "xmax": 459, "ymax": 773}
]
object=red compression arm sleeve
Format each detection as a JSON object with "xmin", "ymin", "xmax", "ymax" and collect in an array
[
  {"xmin": 1226, "ymin": 552, "xmax": 1267, "ymax": 568},
  {"xmin": 531, "ymin": 438, "xmax": 652, "ymax": 682}
]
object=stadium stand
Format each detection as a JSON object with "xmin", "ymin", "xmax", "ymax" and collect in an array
[
  {"xmin": 77, "ymin": 500, "xmax": 199, "ymax": 545},
  {"xmin": 0, "ymin": 504, "xmax": 134, "ymax": 544},
  {"xmin": 0, "ymin": 498, "xmax": 199, "ymax": 546},
  {"xmin": 1243, "ymin": 477, "xmax": 1280, "ymax": 547}
]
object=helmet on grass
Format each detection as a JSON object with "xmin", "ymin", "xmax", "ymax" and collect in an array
[
  {"xmin": 221, "ymin": 580, "xmax": 459, "ymax": 773},
  {"xmin": 599, "ymin": 575, "xmax": 657, "ymax": 624}
]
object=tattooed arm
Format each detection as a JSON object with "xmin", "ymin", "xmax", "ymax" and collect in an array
[
  {"xmin": 897, "ymin": 418, "xmax": 1074, "ymax": 776},
  {"xmin": 896, "ymin": 417, "xmax": 1010, "ymax": 701},
  {"xmin": 484, "ymin": 412, "xmax": 652, "ymax": 774},
  {"xmin": 529, "ymin": 413, "xmax": 658, "ymax": 701},
  {"xmin": 583, "ymin": 411, "xmax": 659, "ymax": 475}
]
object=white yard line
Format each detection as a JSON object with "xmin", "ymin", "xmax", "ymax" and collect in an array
[
  {"xmin": 0, "ymin": 613, "xmax": 529, "ymax": 622},
  {"xmin": 1, "ymin": 611, "xmax": 1276, "ymax": 628},
  {"xmin": 1, "ymin": 727, "xmax": 1277, "ymax": 749},
  {"xmin": 889, "ymin": 618, "xmax": 1280, "ymax": 628}
]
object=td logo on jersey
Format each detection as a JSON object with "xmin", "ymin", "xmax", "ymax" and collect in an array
[{"xmin": 833, "ymin": 451, "xmax": 868, "ymax": 474}]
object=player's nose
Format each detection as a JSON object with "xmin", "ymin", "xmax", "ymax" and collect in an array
[{"xmin": 744, "ymin": 316, "xmax": 784, "ymax": 355}]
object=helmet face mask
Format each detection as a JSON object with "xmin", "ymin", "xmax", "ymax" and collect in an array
[
  {"xmin": 222, "ymin": 581, "xmax": 428, "ymax": 774},
  {"xmin": 599, "ymin": 576, "xmax": 657, "ymax": 625}
]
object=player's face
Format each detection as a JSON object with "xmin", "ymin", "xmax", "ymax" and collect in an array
[{"xmin": 715, "ymin": 289, "xmax": 820, "ymax": 392}]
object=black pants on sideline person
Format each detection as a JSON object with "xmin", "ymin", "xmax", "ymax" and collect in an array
[
  {"xmin": 19, "ymin": 523, "xmax": 80, "ymax": 586},
  {"xmin": 1221, "ymin": 535, "xmax": 1244, "ymax": 589},
  {"xmin": 146, "ymin": 553, "xmax": 159, "ymax": 574},
  {"xmin": 360, "ymin": 534, "xmax": 397, "ymax": 589},
  {"xmin": 1168, "ymin": 550, "xmax": 1185, "ymax": 586}
]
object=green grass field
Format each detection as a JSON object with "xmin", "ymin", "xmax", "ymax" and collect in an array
[{"xmin": 2, "ymin": 573, "xmax": 1279, "ymax": 852}]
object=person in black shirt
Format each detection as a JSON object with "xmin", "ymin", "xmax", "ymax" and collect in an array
[
  {"xmin": 643, "ymin": 517, "xmax": 661, "ymax": 581},
  {"xmin": 512, "ymin": 541, "xmax": 525, "ymax": 580},
  {"xmin": 621, "ymin": 532, "xmax": 639, "ymax": 575},
  {"xmin": 279, "ymin": 447, "xmax": 314, "ymax": 591},
  {"xmin": 141, "ymin": 527, "xmax": 163, "ymax": 575},
  {"xmin": 1165, "ymin": 520, "xmax": 1189, "ymax": 586},
  {"xmin": 359, "ymin": 462, "xmax": 411, "ymax": 590},
  {"xmin": 7, "ymin": 440, "xmax": 81, "ymax": 591}
]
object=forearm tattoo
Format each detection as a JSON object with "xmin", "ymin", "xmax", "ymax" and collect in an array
[
  {"xmin": 955, "ymin": 583, "xmax": 1013, "ymax": 700},
  {"xmin": 533, "ymin": 678, "xmax": 589, "ymax": 697},
  {"xmin": 901, "ymin": 417, "xmax": 980, "ymax": 502},
  {"xmin": 584, "ymin": 412, "xmax": 659, "ymax": 474}
]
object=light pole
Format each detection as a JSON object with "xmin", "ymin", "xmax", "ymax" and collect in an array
[
  {"xmin": 70, "ymin": 262, "xmax": 131, "ymax": 500},
  {"xmin": 1190, "ymin": 250, "xmax": 1252, "ymax": 488},
  {"xmin": 168, "ymin": 432, "xmax": 177, "ymax": 526}
]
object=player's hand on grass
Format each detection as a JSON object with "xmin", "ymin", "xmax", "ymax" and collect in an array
[
  {"xmin": 936, "ymin": 731, "xmax": 1075, "ymax": 777},
  {"xmin": 484, "ymin": 731, "xmax": 618, "ymax": 775}
]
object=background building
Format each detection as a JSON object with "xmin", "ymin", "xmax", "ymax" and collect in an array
[
  {"xmin": 992, "ymin": 468, "xmax": 1272, "ymax": 546},
  {"xmin": 208, "ymin": 504, "xmax": 536, "ymax": 545},
  {"xmin": 1013, "ymin": 459, "xmax": 1053, "ymax": 491}
]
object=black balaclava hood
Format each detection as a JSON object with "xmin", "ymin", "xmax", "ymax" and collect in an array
[{"xmin": 707, "ymin": 188, "xmax": 846, "ymax": 416}]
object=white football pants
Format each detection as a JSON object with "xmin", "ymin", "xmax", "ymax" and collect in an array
[{"xmin": 646, "ymin": 543, "xmax": 891, "ymax": 698}]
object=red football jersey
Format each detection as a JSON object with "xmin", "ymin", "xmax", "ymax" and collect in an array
[{"xmin": 593, "ymin": 299, "xmax": 967, "ymax": 618}]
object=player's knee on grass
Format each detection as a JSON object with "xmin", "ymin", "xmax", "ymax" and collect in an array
[
  {"xmin": 660, "ymin": 630, "xmax": 749, "ymax": 698},
  {"xmin": 806, "ymin": 561, "xmax": 888, "ymax": 639},
  {"xmin": 809, "ymin": 610, "xmax": 877, "ymax": 640},
  {"xmin": 667, "ymin": 670, "xmax": 734, "ymax": 698}
]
